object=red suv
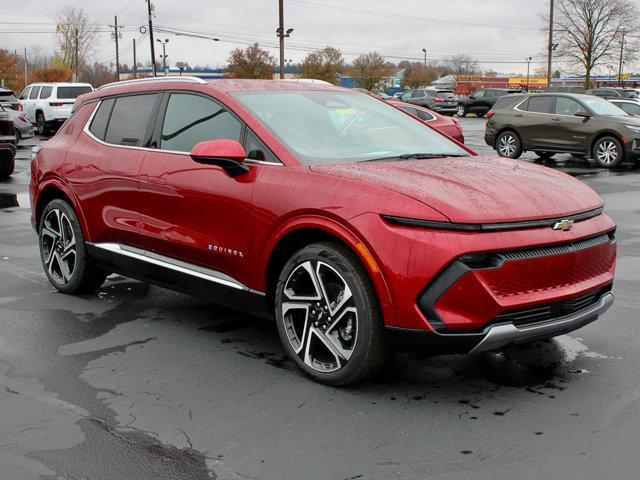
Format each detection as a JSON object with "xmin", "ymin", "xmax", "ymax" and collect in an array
[{"xmin": 30, "ymin": 78, "xmax": 616, "ymax": 385}]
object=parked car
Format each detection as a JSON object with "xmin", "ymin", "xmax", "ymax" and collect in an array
[
  {"xmin": 30, "ymin": 77, "xmax": 616, "ymax": 385},
  {"xmin": 398, "ymin": 88, "xmax": 458, "ymax": 115},
  {"xmin": 1, "ymin": 105, "xmax": 34, "ymax": 144},
  {"xmin": 457, "ymin": 88, "xmax": 519, "ymax": 117},
  {"xmin": 0, "ymin": 142, "xmax": 16, "ymax": 180},
  {"xmin": 609, "ymin": 99, "xmax": 640, "ymax": 117},
  {"xmin": 587, "ymin": 88, "xmax": 638, "ymax": 99},
  {"xmin": 0, "ymin": 106, "xmax": 16, "ymax": 146},
  {"xmin": 0, "ymin": 87, "xmax": 20, "ymax": 111},
  {"xmin": 388, "ymin": 100, "xmax": 464, "ymax": 143},
  {"xmin": 546, "ymin": 86, "xmax": 586, "ymax": 94},
  {"xmin": 19, "ymin": 82, "xmax": 93, "ymax": 135},
  {"xmin": 485, "ymin": 92, "xmax": 639, "ymax": 167}
]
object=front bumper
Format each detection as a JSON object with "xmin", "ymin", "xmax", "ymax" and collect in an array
[{"xmin": 386, "ymin": 290, "xmax": 613, "ymax": 353}]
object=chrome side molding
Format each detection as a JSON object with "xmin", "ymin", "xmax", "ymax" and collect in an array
[{"xmin": 90, "ymin": 242, "xmax": 249, "ymax": 291}]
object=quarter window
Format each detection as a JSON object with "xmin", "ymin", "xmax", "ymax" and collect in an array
[
  {"xmin": 39, "ymin": 86, "xmax": 53, "ymax": 99},
  {"xmin": 526, "ymin": 96, "xmax": 553, "ymax": 114},
  {"xmin": 89, "ymin": 98, "xmax": 115, "ymax": 140},
  {"xmin": 160, "ymin": 93, "xmax": 243, "ymax": 152},
  {"xmin": 555, "ymin": 97, "xmax": 582, "ymax": 115},
  {"xmin": 244, "ymin": 129, "xmax": 278, "ymax": 163},
  {"xmin": 415, "ymin": 109, "xmax": 435, "ymax": 121},
  {"xmin": 29, "ymin": 86, "xmax": 41, "ymax": 99},
  {"xmin": 104, "ymin": 94, "xmax": 158, "ymax": 146}
]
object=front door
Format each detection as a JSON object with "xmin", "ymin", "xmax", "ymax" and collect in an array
[
  {"xmin": 548, "ymin": 96, "xmax": 591, "ymax": 153},
  {"xmin": 137, "ymin": 91, "xmax": 255, "ymax": 288}
]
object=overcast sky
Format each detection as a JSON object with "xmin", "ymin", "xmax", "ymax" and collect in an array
[{"xmin": 1, "ymin": 0, "xmax": 634, "ymax": 75}]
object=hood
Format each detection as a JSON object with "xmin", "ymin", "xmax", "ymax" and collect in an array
[{"xmin": 310, "ymin": 156, "xmax": 604, "ymax": 224}]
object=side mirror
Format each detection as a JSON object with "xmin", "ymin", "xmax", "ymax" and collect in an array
[
  {"xmin": 190, "ymin": 139, "xmax": 250, "ymax": 177},
  {"xmin": 575, "ymin": 111, "xmax": 591, "ymax": 119}
]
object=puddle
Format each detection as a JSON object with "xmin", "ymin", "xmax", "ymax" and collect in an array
[{"xmin": 0, "ymin": 193, "xmax": 30, "ymax": 209}]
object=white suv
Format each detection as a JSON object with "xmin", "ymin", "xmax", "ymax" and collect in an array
[{"xmin": 19, "ymin": 82, "xmax": 93, "ymax": 134}]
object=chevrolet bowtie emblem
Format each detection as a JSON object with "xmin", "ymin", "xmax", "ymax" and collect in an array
[{"xmin": 553, "ymin": 219, "xmax": 574, "ymax": 231}]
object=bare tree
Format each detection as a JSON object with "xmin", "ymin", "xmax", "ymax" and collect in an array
[
  {"xmin": 443, "ymin": 54, "xmax": 480, "ymax": 76},
  {"xmin": 225, "ymin": 43, "xmax": 276, "ymax": 79},
  {"xmin": 298, "ymin": 47, "xmax": 345, "ymax": 85},
  {"xmin": 545, "ymin": 0, "xmax": 638, "ymax": 87},
  {"xmin": 401, "ymin": 62, "xmax": 446, "ymax": 88},
  {"xmin": 350, "ymin": 52, "xmax": 393, "ymax": 92},
  {"xmin": 56, "ymin": 6, "xmax": 99, "ymax": 70}
]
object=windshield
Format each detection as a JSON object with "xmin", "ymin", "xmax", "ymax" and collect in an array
[
  {"xmin": 581, "ymin": 96, "xmax": 628, "ymax": 116},
  {"xmin": 56, "ymin": 86, "xmax": 92, "ymax": 99},
  {"xmin": 232, "ymin": 90, "xmax": 469, "ymax": 165}
]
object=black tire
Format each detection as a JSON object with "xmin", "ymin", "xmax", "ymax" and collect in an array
[
  {"xmin": 15, "ymin": 129, "xmax": 21, "ymax": 145},
  {"xmin": 495, "ymin": 131, "xmax": 523, "ymax": 159},
  {"xmin": 36, "ymin": 112, "xmax": 48, "ymax": 136},
  {"xmin": 0, "ymin": 157, "xmax": 14, "ymax": 180},
  {"xmin": 593, "ymin": 136, "xmax": 624, "ymax": 168},
  {"xmin": 275, "ymin": 241, "xmax": 387, "ymax": 386},
  {"xmin": 534, "ymin": 151, "xmax": 556, "ymax": 160},
  {"xmin": 38, "ymin": 199, "xmax": 108, "ymax": 293},
  {"xmin": 457, "ymin": 105, "xmax": 467, "ymax": 117}
]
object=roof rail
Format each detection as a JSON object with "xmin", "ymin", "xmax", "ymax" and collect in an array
[{"xmin": 98, "ymin": 76, "xmax": 207, "ymax": 90}]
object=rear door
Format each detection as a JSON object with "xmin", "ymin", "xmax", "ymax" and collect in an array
[
  {"xmin": 548, "ymin": 96, "xmax": 592, "ymax": 153},
  {"xmin": 513, "ymin": 95, "xmax": 553, "ymax": 148}
]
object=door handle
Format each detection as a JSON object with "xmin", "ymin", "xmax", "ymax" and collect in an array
[
  {"xmin": 140, "ymin": 174, "xmax": 167, "ymax": 185},
  {"xmin": 552, "ymin": 117, "xmax": 561, "ymax": 121},
  {"xmin": 515, "ymin": 113, "xmax": 524, "ymax": 117}
]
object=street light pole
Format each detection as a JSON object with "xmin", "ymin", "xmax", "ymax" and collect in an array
[
  {"xmin": 278, "ymin": 0, "xmax": 285, "ymax": 79},
  {"xmin": 422, "ymin": 48, "xmax": 427, "ymax": 69},
  {"xmin": 546, "ymin": 0, "xmax": 554, "ymax": 89},
  {"xmin": 525, "ymin": 56, "xmax": 532, "ymax": 93},
  {"xmin": 157, "ymin": 38, "xmax": 169, "ymax": 76}
]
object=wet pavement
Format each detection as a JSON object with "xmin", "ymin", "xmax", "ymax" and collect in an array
[{"xmin": 0, "ymin": 128, "xmax": 639, "ymax": 479}]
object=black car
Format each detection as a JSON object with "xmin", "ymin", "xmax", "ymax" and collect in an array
[
  {"xmin": 0, "ymin": 88, "xmax": 20, "ymax": 111},
  {"xmin": 0, "ymin": 142, "xmax": 16, "ymax": 180},
  {"xmin": 588, "ymin": 88, "xmax": 638, "ymax": 99},
  {"xmin": 398, "ymin": 88, "xmax": 458, "ymax": 115},
  {"xmin": 457, "ymin": 88, "xmax": 519, "ymax": 117}
]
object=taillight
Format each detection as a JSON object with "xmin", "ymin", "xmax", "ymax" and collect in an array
[
  {"xmin": 18, "ymin": 114, "xmax": 27, "ymax": 122},
  {"xmin": 433, "ymin": 97, "xmax": 444, "ymax": 102},
  {"xmin": 487, "ymin": 111, "xmax": 495, "ymax": 118},
  {"xmin": 18, "ymin": 104, "xmax": 23, "ymax": 112},
  {"xmin": 49, "ymin": 102, "xmax": 64, "ymax": 107}
]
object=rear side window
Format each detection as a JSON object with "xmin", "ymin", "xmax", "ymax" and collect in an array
[
  {"xmin": 39, "ymin": 86, "xmax": 52, "ymax": 99},
  {"xmin": 29, "ymin": 86, "xmax": 41, "ymax": 99},
  {"xmin": 89, "ymin": 98, "xmax": 115, "ymax": 140},
  {"xmin": 105, "ymin": 94, "xmax": 158, "ymax": 146},
  {"xmin": 399, "ymin": 106, "xmax": 419, "ymax": 116},
  {"xmin": 410, "ymin": 90, "xmax": 424, "ymax": 99},
  {"xmin": 57, "ymin": 86, "xmax": 93, "ymax": 99},
  {"xmin": 526, "ymin": 96, "xmax": 554, "ymax": 113},
  {"xmin": 415, "ymin": 109, "xmax": 435, "ymax": 121},
  {"xmin": 160, "ymin": 93, "xmax": 243, "ymax": 152}
]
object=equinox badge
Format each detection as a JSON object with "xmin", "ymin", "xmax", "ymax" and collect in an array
[{"xmin": 553, "ymin": 219, "xmax": 574, "ymax": 231}]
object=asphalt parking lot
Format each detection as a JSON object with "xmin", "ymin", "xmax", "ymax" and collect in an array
[{"xmin": 1, "ymin": 123, "xmax": 639, "ymax": 480}]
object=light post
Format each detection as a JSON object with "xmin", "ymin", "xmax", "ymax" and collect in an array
[
  {"xmin": 156, "ymin": 38, "xmax": 169, "ymax": 76},
  {"xmin": 525, "ymin": 56, "xmax": 532, "ymax": 93},
  {"xmin": 608, "ymin": 65, "xmax": 614, "ymax": 85},
  {"xmin": 422, "ymin": 48, "xmax": 427, "ymax": 69}
]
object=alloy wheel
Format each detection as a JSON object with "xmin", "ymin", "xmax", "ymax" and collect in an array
[
  {"xmin": 281, "ymin": 260, "xmax": 358, "ymax": 373},
  {"xmin": 498, "ymin": 134, "xmax": 517, "ymax": 157},
  {"xmin": 457, "ymin": 106, "xmax": 465, "ymax": 116},
  {"xmin": 596, "ymin": 141, "xmax": 618, "ymax": 165},
  {"xmin": 40, "ymin": 209, "xmax": 77, "ymax": 285}
]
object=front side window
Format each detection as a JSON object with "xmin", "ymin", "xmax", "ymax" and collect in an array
[
  {"xmin": 471, "ymin": 90, "xmax": 485, "ymax": 99},
  {"xmin": 20, "ymin": 87, "xmax": 31, "ymax": 100},
  {"xmin": 555, "ymin": 97, "xmax": 583, "ymax": 115},
  {"xmin": 39, "ymin": 86, "xmax": 53, "ymax": 99},
  {"xmin": 29, "ymin": 86, "xmax": 41, "ymax": 100},
  {"xmin": 104, "ymin": 94, "xmax": 158, "ymax": 146},
  {"xmin": 616, "ymin": 102, "xmax": 640, "ymax": 116},
  {"xmin": 160, "ymin": 93, "xmax": 243, "ymax": 152},
  {"xmin": 232, "ymin": 90, "xmax": 469, "ymax": 165},
  {"xmin": 526, "ymin": 96, "xmax": 554, "ymax": 113},
  {"xmin": 410, "ymin": 90, "xmax": 424, "ymax": 99}
]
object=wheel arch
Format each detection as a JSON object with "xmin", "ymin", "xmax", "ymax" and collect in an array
[
  {"xmin": 591, "ymin": 131, "xmax": 625, "ymax": 156},
  {"xmin": 35, "ymin": 180, "xmax": 89, "ymax": 238},
  {"xmin": 260, "ymin": 216, "xmax": 396, "ymax": 325}
]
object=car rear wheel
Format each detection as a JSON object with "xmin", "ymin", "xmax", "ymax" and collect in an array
[
  {"xmin": 39, "ymin": 199, "xmax": 108, "ymax": 293},
  {"xmin": 0, "ymin": 157, "xmax": 14, "ymax": 180},
  {"xmin": 275, "ymin": 242, "xmax": 387, "ymax": 386},
  {"xmin": 535, "ymin": 151, "xmax": 556, "ymax": 160},
  {"xmin": 457, "ymin": 105, "xmax": 467, "ymax": 117},
  {"xmin": 496, "ymin": 131, "xmax": 523, "ymax": 159},
  {"xmin": 593, "ymin": 136, "xmax": 624, "ymax": 168}
]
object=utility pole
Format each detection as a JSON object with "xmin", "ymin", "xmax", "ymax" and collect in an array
[
  {"xmin": 525, "ymin": 56, "xmax": 532, "ymax": 93},
  {"xmin": 278, "ymin": 0, "xmax": 285, "ymax": 79},
  {"xmin": 111, "ymin": 16, "xmax": 121, "ymax": 82},
  {"xmin": 618, "ymin": 28, "xmax": 626, "ymax": 87},
  {"xmin": 133, "ymin": 39, "xmax": 137, "ymax": 79},
  {"xmin": 422, "ymin": 48, "xmax": 427, "ymax": 69},
  {"xmin": 146, "ymin": 0, "xmax": 157, "ymax": 77},
  {"xmin": 546, "ymin": 0, "xmax": 554, "ymax": 89},
  {"xmin": 74, "ymin": 28, "xmax": 79, "ymax": 82}
]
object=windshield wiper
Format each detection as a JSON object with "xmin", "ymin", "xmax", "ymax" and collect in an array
[{"xmin": 399, "ymin": 153, "xmax": 470, "ymax": 159}]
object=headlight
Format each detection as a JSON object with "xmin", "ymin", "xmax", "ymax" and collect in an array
[{"xmin": 624, "ymin": 125, "xmax": 640, "ymax": 135}]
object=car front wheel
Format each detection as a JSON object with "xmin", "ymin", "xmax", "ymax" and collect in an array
[
  {"xmin": 496, "ymin": 131, "xmax": 523, "ymax": 159},
  {"xmin": 457, "ymin": 105, "xmax": 467, "ymax": 117},
  {"xmin": 39, "ymin": 199, "xmax": 108, "ymax": 293},
  {"xmin": 275, "ymin": 242, "xmax": 386, "ymax": 385},
  {"xmin": 593, "ymin": 136, "xmax": 624, "ymax": 168}
]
